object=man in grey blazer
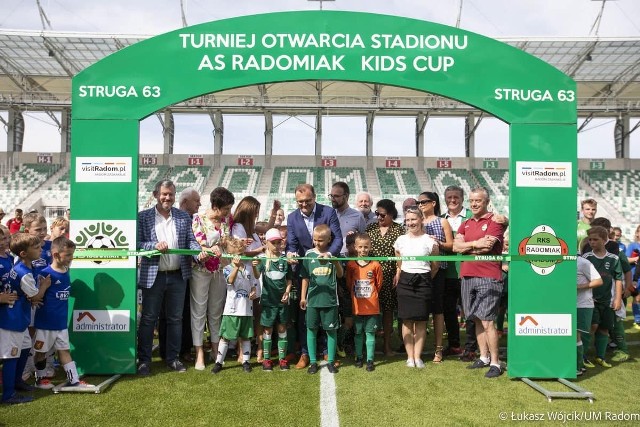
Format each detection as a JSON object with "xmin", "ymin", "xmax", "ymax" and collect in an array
[{"xmin": 137, "ymin": 180, "xmax": 207, "ymax": 375}]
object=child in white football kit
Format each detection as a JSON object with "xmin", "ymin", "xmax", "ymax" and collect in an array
[
  {"xmin": 33, "ymin": 236, "xmax": 93, "ymax": 389},
  {"xmin": 211, "ymin": 238, "xmax": 258, "ymax": 374}
]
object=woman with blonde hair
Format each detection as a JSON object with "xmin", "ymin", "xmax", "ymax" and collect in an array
[{"xmin": 393, "ymin": 207, "xmax": 439, "ymax": 368}]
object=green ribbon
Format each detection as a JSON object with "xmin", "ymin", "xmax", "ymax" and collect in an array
[{"xmin": 73, "ymin": 248, "xmax": 577, "ymax": 262}]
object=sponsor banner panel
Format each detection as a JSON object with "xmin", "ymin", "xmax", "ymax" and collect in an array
[
  {"xmin": 76, "ymin": 156, "xmax": 132, "ymax": 183},
  {"xmin": 71, "ymin": 220, "xmax": 136, "ymax": 269}
]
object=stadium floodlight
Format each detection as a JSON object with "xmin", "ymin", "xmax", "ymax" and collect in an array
[{"xmin": 307, "ymin": 0, "xmax": 335, "ymax": 11}]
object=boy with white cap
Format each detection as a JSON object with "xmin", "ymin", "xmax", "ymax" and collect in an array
[{"xmin": 252, "ymin": 228, "xmax": 293, "ymax": 371}]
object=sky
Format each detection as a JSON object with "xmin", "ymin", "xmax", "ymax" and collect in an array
[{"xmin": 1, "ymin": 0, "xmax": 639, "ymax": 158}]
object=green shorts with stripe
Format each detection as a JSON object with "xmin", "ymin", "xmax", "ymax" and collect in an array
[
  {"xmin": 577, "ymin": 307, "xmax": 593, "ymax": 334},
  {"xmin": 261, "ymin": 304, "xmax": 290, "ymax": 328},
  {"xmin": 306, "ymin": 306, "xmax": 339, "ymax": 331},
  {"xmin": 220, "ymin": 315, "xmax": 254, "ymax": 340},
  {"xmin": 591, "ymin": 301, "xmax": 614, "ymax": 331},
  {"xmin": 354, "ymin": 315, "xmax": 379, "ymax": 334}
]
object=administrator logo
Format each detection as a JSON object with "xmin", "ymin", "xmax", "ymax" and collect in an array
[
  {"xmin": 76, "ymin": 311, "xmax": 96, "ymax": 322},
  {"xmin": 518, "ymin": 225, "xmax": 569, "ymax": 276},
  {"xmin": 74, "ymin": 221, "xmax": 130, "ymax": 265},
  {"xmin": 518, "ymin": 315, "xmax": 538, "ymax": 326},
  {"xmin": 73, "ymin": 310, "xmax": 130, "ymax": 332},
  {"xmin": 515, "ymin": 313, "xmax": 571, "ymax": 336},
  {"xmin": 76, "ymin": 156, "xmax": 132, "ymax": 183}
]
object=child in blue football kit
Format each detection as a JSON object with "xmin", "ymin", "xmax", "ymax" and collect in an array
[
  {"xmin": 0, "ymin": 233, "xmax": 50, "ymax": 404},
  {"xmin": 33, "ymin": 237, "xmax": 93, "ymax": 389},
  {"xmin": 21, "ymin": 213, "xmax": 53, "ymax": 381}
]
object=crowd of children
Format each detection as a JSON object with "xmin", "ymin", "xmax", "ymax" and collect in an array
[
  {"xmin": 206, "ymin": 222, "xmax": 386, "ymax": 376},
  {"xmin": 0, "ymin": 212, "xmax": 83, "ymax": 405}
]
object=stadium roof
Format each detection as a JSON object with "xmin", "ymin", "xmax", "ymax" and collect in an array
[{"xmin": 0, "ymin": 30, "xmax": 639, "ymax": 117}]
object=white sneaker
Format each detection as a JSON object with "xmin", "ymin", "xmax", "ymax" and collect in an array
[
  {"xmin": 35, "ymin": 377, "xmax": 55, "ymax": 390},
  {"xmin": 406, "ymin": 359, "xmax": 415, "ymax": 368},
  {"xmin": 415, "ymin": 359, "xmax": 425, "ymax": 369}
]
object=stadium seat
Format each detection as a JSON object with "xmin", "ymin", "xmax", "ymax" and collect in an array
[
  {"xmin": 376, "ymin": 168, "xmax": 421, "ymax": 197},
  {"xmin": 218, "ymin": 166, "xmax": 262, "ymax": 196}
]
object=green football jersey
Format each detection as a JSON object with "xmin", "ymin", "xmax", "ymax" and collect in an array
[
  {"xmin": 256, "ymin": 254, "xmax": 291, "ymax": 307},
  {"xmin": 300, "ymin": 250, "xmax": 339, "ymax": 308},
  {"xmin": 582, "ymin": 251, "xmax": 622, "ymax": 303}
]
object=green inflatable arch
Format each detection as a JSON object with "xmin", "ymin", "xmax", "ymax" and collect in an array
[{"xmin": 70, "ymin": 11, "xmax": 577, "ymax": 379}]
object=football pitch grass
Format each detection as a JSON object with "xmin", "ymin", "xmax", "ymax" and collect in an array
[{"xmin": 1, "ymin": 322, "xmax": 639, "ymax": 427}]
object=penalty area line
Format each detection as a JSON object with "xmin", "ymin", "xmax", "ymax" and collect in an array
[{"xmin": 319, "ymin": 361, "xmax": 340, "ymax": 427}]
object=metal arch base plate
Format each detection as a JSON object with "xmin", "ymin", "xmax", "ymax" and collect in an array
[
  {"xmin": 521, "ymin": 378, "xmax": 595, "ymax": 403},
  {"xmin": 52, "ymin": 374, "xmax": 121, "ymax": 394}
]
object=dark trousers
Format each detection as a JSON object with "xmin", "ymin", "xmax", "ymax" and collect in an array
[
  {"xmin": 464, "ymin": 319, "xmax": 477, "ymax": 352},
  {"xmin": 158, "ymin": 279, "xmax": 193, "ymax": 359},
  {"xmin": 443, "ymin": 278, "xmax": 461, "ymax": 348},
  {"xmin": 443, "ymin": 277, "xmax": 477, "ymax": 351},
  {"xmin": 138, "ymin": 271, "xmax": 186, "ymax": 365}
]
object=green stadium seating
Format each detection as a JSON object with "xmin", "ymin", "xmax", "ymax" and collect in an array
[
  {"xmin": 138, "ymin": 165, "xmax": 170, "ymax": 208},
  {"xmin": 265, "ymin": 167, "xmax": 367, "ymax": 220},
  {"xmin": 0, "ymin": 163, "xmax": 60, "ymax": 211},
  {"xmin": 427, "ymin": 168, "xmax": 475, "ymax": 199},
  {"xmin": 376, "ymin": 168, "xmax": 420, "ymax": 197},
  {"xmin": 580, "ymin": 169, "xmax": 640, "ymax": 226},
  {"xmin": 219, "ymin": 166, "xmax": 262, "ymax": 195},
  {"xmin": 168, "ymin": 166, "xmax": 211, "ymax": 195}
]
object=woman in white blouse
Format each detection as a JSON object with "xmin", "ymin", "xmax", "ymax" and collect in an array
[{"xmin": 393, "ymin": 207, "xmax": 440, "ymax": 369}]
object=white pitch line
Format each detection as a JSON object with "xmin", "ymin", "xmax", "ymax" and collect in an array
[{"xmin": 319, "ymin": 361, "xmax": 340, "ymax": 427}]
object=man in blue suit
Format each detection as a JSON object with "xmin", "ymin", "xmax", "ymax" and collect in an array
[
  {"xmin": 137, "ymin": 180, "xmax": 207, "ymax": 376},
  {"xmin": 286, "ymin": 183, "xmax": 343, "ymax": 368}
]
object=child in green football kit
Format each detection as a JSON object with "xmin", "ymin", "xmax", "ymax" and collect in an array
[
  {"xmin": 252, "ymin": 228, "xmax": 292, "ymax": 371},
  {"xmin": 581, "ymin": 226, "xmax": 623, "ymax": 368},
  {"xmin": 299, "ymin": 224, "xmax": 343, "ymax": 374}
]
